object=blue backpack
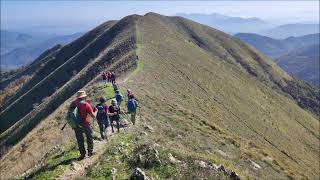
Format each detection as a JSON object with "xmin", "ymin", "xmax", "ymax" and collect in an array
[
  {"xmin": 96, "ymin": 104, "xmax": 108, "ymax": 124},
  {"xmin": 116, "ymin": 93, "xmax": 123, "ymax": 103},
  {"xmin": 127, "ymin": 99, "xmax": 136, "ymax": 112}
]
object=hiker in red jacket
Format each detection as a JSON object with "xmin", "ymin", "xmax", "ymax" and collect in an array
[
  {"xmin": 110, "ymin": 72, "xmax": 116, "ymax": 84},
  {"xmin": 71, "ymin": 91, "xmax": 97, "ymax": 160},
  {"xmin": 106, "ymin": 71, "xmax": 111, "ymax": 83}
]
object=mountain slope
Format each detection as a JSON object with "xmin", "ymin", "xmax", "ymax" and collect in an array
[
  {"xmin": 234, "ymin": 33, "xmax": 319, "ymax": 58},
  {"xmin": 276, "ymin": 44, "xmax": 320, "ymax": 86},
  {"xmin": 234, "ymin": 33, "xmax": 320, "ymax": 85},
  {"xmin": 0, "ymin": 17, "xmax": 135, "ymax": 139},
  {"xmin": 0, "ymin": 13, "xmax": 319, "ymax": 179}
]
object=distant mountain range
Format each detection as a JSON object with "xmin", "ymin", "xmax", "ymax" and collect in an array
[
  {"xmin": 1, "ymin": 30, "xmax": 41, "ymax": 55},
  {"xmin": 1, "ymin": 31, "xmax": 82, "ymax": 69},
  {"xmin": 176, "ymin": 13, "xmax": 272, "ymax": 34},
  {"xmin": 276, "ymin": 44, "xmax": 319, "ymax": 86},
  {"xmin": 177, "ymin": 13, "xmax": 319, "ymax": 39},
  {"xmin": 260, "ymin": 23, "xmax": 319, "ymax": 39},
  {"xmin": 235, "ymin": 33, "xmax": 319, "ymax": 85}
]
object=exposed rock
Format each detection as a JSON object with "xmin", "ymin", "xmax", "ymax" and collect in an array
[
  {"xmin": 134, "ymin": 144, "xmax": 161, "ymax": 169},
  {"xmin": 153, "ymin": 143, "xmax": 161, "ymax": 148},
  {"xmin": 168, "ymin": 153, "xmax": 181, "ymax": 163},
  {"xmin": 249, "ymin": 160, "xmax": 261, "ymax": 170},
  {"xmin": 215, "ymin": 149, "xmax": 227, "ymax": 157},
  {"xmin": 111, "ymin": 167, "xmax": 117, "ymax": 174},
  {"xmin": 71, "ymin": 162, "xmax": 82, "ymax": 171},
  {"xmin": 143, "ymin": 124, "xmax": 154, "ymax": 132},
  {"xmin": 195, "ymin": 160, "xmax": 207, "ymax": 168},
  {"xmin": 130, "ymin": 167, "xmax": 150, "ymax": 180}
]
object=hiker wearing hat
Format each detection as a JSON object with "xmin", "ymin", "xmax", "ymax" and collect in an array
[
  {"xmin": 108, "ymin": 99, "xmax": 121, "ymax": 133},
  {"xmin": 95, "ymin": 97, "xmax": 110, "ymax": 140},
  {"xmin": 71, "ymin": 91, "xmax": 97, "ymax": 160}
]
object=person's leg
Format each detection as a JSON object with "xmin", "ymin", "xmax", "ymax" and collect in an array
[
  {"xmin": 84, "ymin": 125, "xmax": 94, "ymax": 156},
  {"xmin": 98, "ymin": 122, "xmax": 105, "ymax": 139},
  {"xmin": 74, "ymin": 128, "xmax": 85, "ymax": 158},
  {"xmin": 130, "ymin": 110, "xmax": 136, "ymax": 125},
  {"xmin": 111, "ymin": 119, "xmax": 115, "ymax": 133},
  {"xmin": 116, "ymin": 119, "xmax": 120, "ymax": 133}
]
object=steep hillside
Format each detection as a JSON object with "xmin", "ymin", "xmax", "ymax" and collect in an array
[
  {"xmin": 235, "ymin": 33, "xmax": 320, "ymax": 85},
  {"xmin": 234, "ymin": 33, "xmax": 319, "ymax": 58},
  {"xmin": 276, "ymin": 44, "xmax": 320, "ymax": 86},
  {"xmin": 0, "ymin": 13, "xmax": 319, "ymax": 179},
  {"xmin": 0, "ymin": 16, "xmax": 136, "ymax": 145}
]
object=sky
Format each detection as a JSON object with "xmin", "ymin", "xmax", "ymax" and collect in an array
[{"xmin": 1, "ymin": 1, "xmax": 319, "ymax": 35}]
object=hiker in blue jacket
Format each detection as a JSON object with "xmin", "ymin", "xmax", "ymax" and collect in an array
[
  {"xmin": 115, "ymin": 90, "xmax": 123, "ymax": 106},
  {"xmin": 127, "ymin": 94, "xmax": 138, "ymax": 125}
]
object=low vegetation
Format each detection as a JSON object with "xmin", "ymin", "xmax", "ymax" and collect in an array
[{"xmin": 0, "ymin": 13, "xmax": 318, "ymax": 180}]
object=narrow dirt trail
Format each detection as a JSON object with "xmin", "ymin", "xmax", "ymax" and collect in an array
[{"xmin": 58, "ymin": 125, "xmax": 129, "ymax": 180}]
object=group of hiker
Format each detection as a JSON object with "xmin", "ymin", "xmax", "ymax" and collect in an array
[
  {"xmin": 102, "ymin": 71, "xmax": 116, "ymax": 85},
  {"xmin": 66, "ymin": 72, "xmax": 139, "ymax": 160}
]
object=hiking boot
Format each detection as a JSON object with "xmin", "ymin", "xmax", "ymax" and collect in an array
[{"xmin": 77, "ymin": 155, "xmax": 85, "ymax": 161}]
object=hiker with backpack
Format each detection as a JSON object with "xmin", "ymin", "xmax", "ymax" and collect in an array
[
  {"xmin": 109, "ymin": 99, "xmax": 121, "ymax": 133},
  {"xmin": 95, "ymin": 97, "xmax": 110, "ymax": 140},
  {"xmin": 106, "ymin": 71, "xmax": 111, "ymax": 83},
  {"xmin": 102, "ymin": 72, "xmax": 107, "ymax": 86},
  {"xmin": 127, "ymin": 94, "xmax": 138, "ymax": 125},
  {"xmin": 110, "ymin": 72, "xmax": 116, "ymax": 84},
  {"xmin": 115, "ymin": 89, "xmax": 123, "ymax": 106},
  {"xmin": 113, "ymin": 81, "xmax": 119, "ymax": 93},
  {"xmin": 67, "ymin": 91, "xmax": 97, "ymax": 160},
  {"xmin": 127, "ymin": 89, "xmax": 138, "ymax": 101}
]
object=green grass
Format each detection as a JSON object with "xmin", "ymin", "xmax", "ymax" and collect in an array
[
  {"xmin": 26, "ymin": 144, "xmax": 79, "ymax": 180},
  {"xmin": 128, "ymin": 23, "xmax": 145, "ymax": 77},
  {"xmin": 86, "ymin": 131, "xmax": 135, "ymax": 179},
  {"xmin": 101, "ymin": 84, "xmax": 126, "ymax": 106}
]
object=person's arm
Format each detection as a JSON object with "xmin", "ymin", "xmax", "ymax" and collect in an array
[
  {"xmin": 107, "ymin": 106, "xmax": 117, "ymax": 116},
  {"xmin": 87, "ymin": 103, "xmax": 97, "ymax": 118}
]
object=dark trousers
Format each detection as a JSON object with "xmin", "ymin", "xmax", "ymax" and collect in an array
[
  {"xmin": 130, "ymin": 110, "xmax": 137, "ymax": 125},
  {"xmin": 110, "ymin": 119, "xmax": 120, "ymax": 133},
  {"xmin": 74, "ymin": 124, "xmax": 93, "ymax": 156},
  {"xmin": 97, "ymin": 121, "xmax": 108, "ymax": 139}
]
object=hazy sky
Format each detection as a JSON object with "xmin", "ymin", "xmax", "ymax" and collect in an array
[{"xmin": 1, "ymin": 1, "xmax": 319, "ymax": 34}]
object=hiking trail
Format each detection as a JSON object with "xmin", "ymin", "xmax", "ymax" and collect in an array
[{"xmin": 58, "ymin": 125, "xmax": 130, "ymax": 180}]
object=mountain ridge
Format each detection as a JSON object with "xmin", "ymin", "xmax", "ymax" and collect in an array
[{"xmin": 0, "ymin": 13, "xmax": 319, "ymax": 179}]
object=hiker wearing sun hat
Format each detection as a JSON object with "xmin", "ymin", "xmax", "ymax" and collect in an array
[{"xmin": 70, "ymin": 90, "xmax": 97, "ymax": 160}]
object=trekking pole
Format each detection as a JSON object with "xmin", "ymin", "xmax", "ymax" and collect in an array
[{"xmin": 61, "ymin": 122, "xmax": 67, "ymax": 131}]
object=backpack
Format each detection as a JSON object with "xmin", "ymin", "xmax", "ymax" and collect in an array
[
  {"xmin": 66, "ymin": 101, "xmax": 85, "ymax": 128},
  {"xmin": 116, "ymin": 93, "xmax": 123, "ymax": 103},
  {"xmin": 96, "ymin": 104, "xmax": 108, "ymax": 123},
  {"xmin": 127, "ymin": 99, "xmax": 136, "ymax": 112},
  {"xmin": 109, "ymin": 105, "xmax": 121, "ymax": 120}
]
